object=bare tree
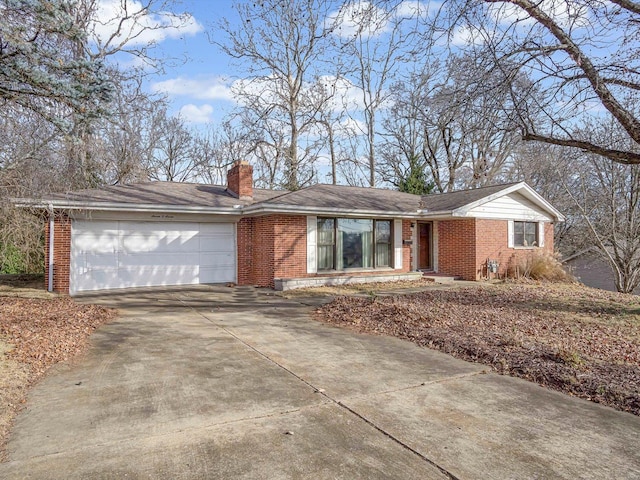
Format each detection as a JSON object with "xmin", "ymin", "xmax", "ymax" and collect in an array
[
  {"xmin": 561, "ymin": 120, "xmax": 640, "ymax": 293},
  {"xmin": 148, "ymin": 114, "xmax": 198, "ymax": 182},
  {"xmin": 452, "ymin": 0, "xmax": 640, "ymax": 165},
  {"xmin": 381, "ymin": 54, "xmax": 519, "ymax": 193},
  {"xmin": 216, "ymin": 0, "xmax": 335, "ymax": 191},
  {"xmin": 333, "ymin": 0, "xmax": 421, "ymax": 186},
  {"xmin": 511, "ymin": 120, "xmax": 640, "ymax": 294}
]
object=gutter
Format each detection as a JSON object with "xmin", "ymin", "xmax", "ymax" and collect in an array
[
  {"xmin": 15, "ymin": 199, "xmax": 244, "ymax": 216},
  {"xmin": 18, "ymin": 198, "xmax": 460, "ymax": 221},
  {"xmin": 242, "ymin": 203, "xmax": 452, "ymax": 219}
]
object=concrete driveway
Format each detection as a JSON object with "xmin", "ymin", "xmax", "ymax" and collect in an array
[{"xmin": 1, "ymin": 285, "xmax": 639, "ymax": 479}]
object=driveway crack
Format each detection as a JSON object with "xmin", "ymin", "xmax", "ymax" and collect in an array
[{"xmin": 183, "ymin": 296, "xmax": 461, "ymax": 480}]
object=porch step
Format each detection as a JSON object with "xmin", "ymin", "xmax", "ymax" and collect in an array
[{"xmin": 422, "ymin": 273, "xmax": 460, "ymax": 283}]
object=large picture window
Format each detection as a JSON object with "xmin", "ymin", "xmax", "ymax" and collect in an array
[
  {"xmin": 514, "ymin": 221, "xmax": 538, "ymax": 247},
  {"xmin": 317, "ymin": 217, "xmax": 393, "ymax": 271}
]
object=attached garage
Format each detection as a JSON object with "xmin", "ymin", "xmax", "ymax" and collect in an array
[{"xmin": 69, "ymin": 220, "xmax": 236, "ymax": 294}]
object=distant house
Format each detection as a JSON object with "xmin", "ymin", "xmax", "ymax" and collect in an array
[
  {"xmin": 564, "ymin": 249, "xmax": 640, "ymax": 294},
  {"xmin": 19, "ymin": 162, "xmax": 564, "ymax": 295}
]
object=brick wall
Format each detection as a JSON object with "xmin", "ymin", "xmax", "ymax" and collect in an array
[
  {"xmin": 236, "ymin": 217, "xmax": 253, "ymax": 285},
  {"xmin": 437, "ymin": 218, "xmax": 556, "ymax": 280},
  {"xmin": 227, "ymin": 161, "xmax": 253, "ymax": 199},
  {"xmin": 402, "ymin": 219, "xmax": 413, "ymax": 271},
  {"xmin": 474, "ymin": 219, "xmax": 512, "ymax": 279},
  {"xmin": 438, "ymin": 219, "xmax": 477, "ymax": 280},
  {"xmin": 475, "ymin": 219, "xmax": 555, "ymax": 279},
  {"xmin": 250, "ymin": 216, "xmax": 276, "ymax": 287},
  {"xmin": 273, "ymin": 215, "xmax": 308, "ymax": 280},
  {"xmin": 44, "ymin": 213, "xmax": 71, "ymax": 294},
  {"xmin": 237, "ymin": 215, "xmax": 413, "ymax": 288}
]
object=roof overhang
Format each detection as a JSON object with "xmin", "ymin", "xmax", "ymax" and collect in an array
[
  {"xmin": 449, "ymin": 182, "xmax": 565, "ymax": 222},
  {"xmin": 14, "ymin": 181, "xmax": 565, "ymax": 222},
  {"xmin": 14, "ymin": 199, "xmax": 244, "ymax": 216}
]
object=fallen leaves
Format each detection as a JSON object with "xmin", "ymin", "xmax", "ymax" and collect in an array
[
  {"xmin": 0, "ymin": 296, "xmax": 115, "ymax": 461},
  {"xmin": 0, "ymin": 297, "xmax": 116, "ymax": 377},
  {"xmin": 316, "ymin": 283, "xmax": 640, "ymax": 415}
]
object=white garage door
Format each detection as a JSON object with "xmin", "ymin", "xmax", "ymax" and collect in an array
[{"xmin": 70, "ymin": 221, "xmax": 236, "ymax": 294}]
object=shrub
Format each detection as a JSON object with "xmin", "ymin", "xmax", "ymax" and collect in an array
[{"xmin": 507, "ymin": 251, "xmax": 574, "ymax": 282}]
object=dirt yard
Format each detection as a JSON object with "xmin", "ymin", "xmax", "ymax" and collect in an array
[
  {"xmin": 316, "ymin": 282, "xmax": 640, "ymax": 416},
  {"xmin": 0, "ymin": 275, "xmax": 115, "ymax": 461}
]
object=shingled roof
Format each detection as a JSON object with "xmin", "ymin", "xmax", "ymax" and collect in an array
[
  {"xmin": 43, "ymin": 182, "xmax": 283, "ymax": 208},
  {"xmin": 24, "ymin": 180, "xmax": 561, "ymax": 220}
]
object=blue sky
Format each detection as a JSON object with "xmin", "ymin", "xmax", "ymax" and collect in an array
[{"xmin": 145, "ymin": 1, "xmax": 242, "ymax": 124}]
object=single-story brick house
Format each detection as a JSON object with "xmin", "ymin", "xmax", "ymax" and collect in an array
[{"xmin": 21, "ymin": 161, "xmax": 564, "ymax": 295}]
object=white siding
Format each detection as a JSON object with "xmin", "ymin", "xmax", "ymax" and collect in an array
[
  {"xmin": 507, "ymin": 221, "xmax": 514, "ymax": 248},
  {"xmin": 306, "ymin": 216, "xmax": 317, "ymax": 274},
  {"xmin": 394, "ymin": 219, "xmax": 403, "ymax": 270},
  {"xmin": 465, "ymin": 192, "xmax": 554, "ymax": 221}
]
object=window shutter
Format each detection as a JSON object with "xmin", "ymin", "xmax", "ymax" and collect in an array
[
  {"xmin": 538, "ymin": 222, "xmax": 545, "ymax": 247},
  {"xmin": 394, "ymin": 219, "xmax": 403, "ymax": 270},
  {"xmin": 507, "ymin": 220, "xmax": 514, "ymax": 248},
  {"xmin": 307, "ymin": 216, "xmax": 317, "ymax": 274}
]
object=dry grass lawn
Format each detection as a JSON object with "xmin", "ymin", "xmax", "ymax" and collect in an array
[{"xmin": 316, "ymin": 281, "xmax": 640, "ymax": 415}]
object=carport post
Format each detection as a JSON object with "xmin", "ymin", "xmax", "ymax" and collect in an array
[{"xmin": 48, "ymin": 204, "xmax": 54, "ymax": 292}]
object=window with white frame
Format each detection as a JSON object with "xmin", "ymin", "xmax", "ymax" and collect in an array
[
  {"xmin": 513, "ymin": 221, "xmax": 538, "ymax": 247},
  {"xmin": 317, "ymin": 217, "xmax": 393, "ymax": 271}
]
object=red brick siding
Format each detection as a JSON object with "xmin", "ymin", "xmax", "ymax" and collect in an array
[
  {"xmin": 44, "ymin": 213, "xmax": 71, "ymax": 294},
  {"xmin": 236, "ymin": 215, "xmax": 412, "ymax": 287},
  {"xmin": 437, "ymin": 219, "xmax": 477, "ymax": 280},
  {"xmin": 402, "ymin": 219, "xmax": 413, "ymax": 271},
  {"xmin": 545, "ymin": 223, "xmax": 554, "ymax": 252},
  {"xmin": 250, "ymin": 216, "xmax": 276, "ymax": 288},
  {"xmin": 474, "ymin": 219, "xmax": 555, "ymax": 279},
  {"xmin": 236, "ymin": 217, "xmax": 253, "ymax": 285},
  {"xmin": 273, "ymin": 215, "xmax": 307, "ymax": 280},
  {"xmin": 474, "ymin": 219, "xmax": 513, "ymax": 279},
  {"xmin": 227, "ymin": 162, "xmax": 253, "ymax": 199}
]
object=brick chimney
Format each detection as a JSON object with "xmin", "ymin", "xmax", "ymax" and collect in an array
[{"xmin": 227, "ymin": 161, "xmax": 253, "ymax": 200}]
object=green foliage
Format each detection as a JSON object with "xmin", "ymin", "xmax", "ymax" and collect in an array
[
  {"xmin": 0, "ymin": 242, "xmax": 29, "ymax": 274},
  {"xmin": 0, "ymin": 0, "xmax": 113, "ymax": 131},
  {"xmin": 398, "ymin": 157, "xmax": 434, "ymax": 195}
]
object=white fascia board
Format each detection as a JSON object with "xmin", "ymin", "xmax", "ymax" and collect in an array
[
  {"xmin": 241, "ymin": 203, "xmax": 420, "ymax": 219},
  {"xmin": 451, "ymin": 182, "xmax": 565, "ymax": 222},
  {"xmin": 16, "ymin": 199, "xmax": 243, "ymax": 216}
]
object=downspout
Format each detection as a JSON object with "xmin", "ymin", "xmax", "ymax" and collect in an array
[{"xmin": 48, "ymin": 204, "xmax": 54, "ymax": 292}]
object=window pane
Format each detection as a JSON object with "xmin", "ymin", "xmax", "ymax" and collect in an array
[
  {"xmin": 524, "ymin": 222, "xmax": 537, "ymax": 246},
  {"xmin": 376, "ymin": 242, "xmax": 391, "ymax": 267},
  {"xmin": 375, "ymin": 220, "xmax": 392, "ymax": 267},
  {"xmin": 317, "ymin": 218, "xmax": 334, "ymax": 245},
  {"xmin": 376, "ymin": 220, "xmax": 391, "ymax": 243},
  {"xmin": 317, "ymin": 218, "xmax": 335, "ymax": 270},
  {"xmin": 338, "ymin": 219, "xmax": 373, "ymax": 269},
  {"xmin": 514, "ymin": 221, "xmax": 537, "ymax": 246},
  {"xmin": 317, "ymin": 245, "xmax": 334, "ymax": 270}
]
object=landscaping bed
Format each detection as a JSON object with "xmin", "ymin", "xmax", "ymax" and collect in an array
[
  {"xmin": 316, "ymin": 282, "xmax": 640, "ymax": 415},
  {"xmin": 0, "ymin": 290, "xmax": 115, "ymax": 461}
]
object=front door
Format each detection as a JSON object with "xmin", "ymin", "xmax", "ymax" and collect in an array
[{"xmin": 418, "ymin": 222, "xmax": 432, "ymax": 270}]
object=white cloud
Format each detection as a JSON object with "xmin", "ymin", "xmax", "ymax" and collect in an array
[
  {"xmin": 488, "ymin": 0, "xmax": 589, "ymax": 29},
  {"xmin": 179, "ymin": 104, "xmax": 214, "ymax": 124},
  {"xmin": 450, "ymin": 25, "xmax": 485, "ymax": 47},
  {"xmin": 327, "ymin": 1, "xmax": 391, "ymax": 39},
  {"xmin": 151, "ymin": 76, "xmax": 235, "ymax": 102},
  {"xmin": 91, "ymin": 0, "xmax": 202, "ymax": 48},
  {"xmin": 327, "ymin": 1, "xmax": 432, "ymax": 39},
  {"xmin": 395, "ymin": 1, "xmax": 434, "ymax": 20}
]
